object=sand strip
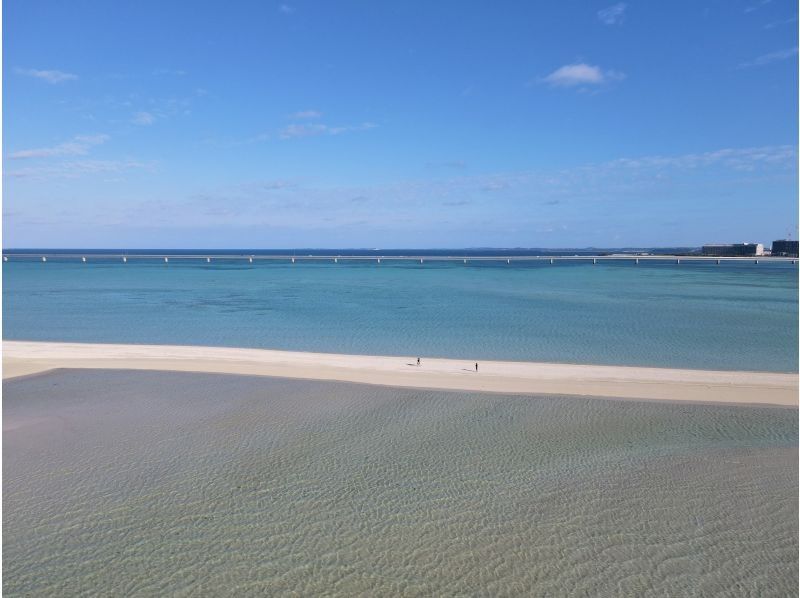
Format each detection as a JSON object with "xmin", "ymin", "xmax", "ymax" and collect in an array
[{"xmin": 3, "ymin": 341, "xmax": 797, "ymax": 406}]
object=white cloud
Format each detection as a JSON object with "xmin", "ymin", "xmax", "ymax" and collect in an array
[
  {"xmin": 279, "ymin": 4, "xmax": 293, "ymax": 13},
  {"xmin": 7, "ymin": 134, "xmax": 109, "ymax": 159},
  {"xmin": 290, "ymin": 110, "xmax": 322, "ymax": 119},
  {"xmin": 737, "ymin": 47, "xmax": 798, "ymax": 68},
  {"xmin": 542, "ymin": 63, "xmax": 625, "ymax": 87},
  {"xmin": 597, "ymin": 3, "xmax": 627, "ymax": 25},
  {"xmin": 279, "ymin": 122, "xmax": 376, "ymax": 139},
  {"xmin": 132, "ymin": 111, "xmax": 156, "ymax": 125},
  {"xmin": 15, "ymin": 68, "xmax": 78, "ymax": 84}
]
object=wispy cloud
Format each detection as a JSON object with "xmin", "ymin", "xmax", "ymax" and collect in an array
[
  {"xmin": 290, "ymin": 110, "xmax": 322, "ymax": 119},
  {"xmin": 763, "ymin": 16, "xmax": 797, "ymax": 29},
  {"xmin": 279, "ymin": 122, "xmax": 376, "ymax": 139},
  {"xmin": 50, "ymin": 144, "xmax": 791, "ymax": 245},
  {"xmin": 124, "ymin": 95, "xmax": 198, "ymax": 125},
  {"xmin": 480, "ymin": 178, "xmax": 511, "ymax": 192},
  {"xmin": 258, "ymin": 180, "xmax": 295, "ymax": 191},
  {"xmin": 426, "ymin": 160, "xmax": 467, "ymax": 169},
  {"xmin": 744, "ymin": 0, "xmax": 772, "ymax": 13},
  {"xmin": 737, "ymin": 47, "xmax": 798, "ymax": 68},
  {"xmin": 279, "ymin": 4, "xmax": 293, "ymax": 13},
  {"xmin": 280, "ymin": 124, "xmax": 328, "ymax": 139},
  {"xmin": 593, "ymin": 145, "xmax": 797, "ymax": 172},
  {"xmin": 597, "ymin": 3, "xmax": 627, "ymax": 25},
  {"xmin": 7, "ymin": 134, "xmax": 109, "ymax": 159},
  {"xmin": 541, "ymin": 63, "xmax": 625, "ymax": 88},
  {"xmin": 15, "ymin": 67, "xmax": 77, "ymax": 84},
  {"xmin": 180, "ymin": 180, "xmax": 297, "ymax": 217},
  {"xmin": 6, "ymin": 159, "xmax": 153, "ymax": 179},
  {"xmin": 132, "ymin": 111, "xmax": 156, "ymax": 125},
  {"xmin": 152, "ymin": 68, "xmax": 187, "ymax": 76}
]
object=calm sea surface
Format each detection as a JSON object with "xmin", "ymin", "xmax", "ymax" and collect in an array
[
  {"xmin": 4, "ymin": 370, "xmax": 797, "ymax": 596},
  {"xmin": 3, "ymin": 256, "xmax": 797, "ymax": 371}
]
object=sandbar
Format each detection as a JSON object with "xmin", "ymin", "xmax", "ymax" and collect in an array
[{"xmin": 3, "ymin": 341, "xmax": 797, "ymax": 406}]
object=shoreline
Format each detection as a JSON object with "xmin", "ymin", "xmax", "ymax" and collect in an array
[{"xmin": 3, "ymin": 341, "xmax": 797, "ymax": 406}]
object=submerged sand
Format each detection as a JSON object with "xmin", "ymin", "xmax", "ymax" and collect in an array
[
  {"xmin": 3, "ymin": 370, "xmax": 797, "ymax": 596},
  {"xmin": 3, "ymin": 340, "xmax": 798, "ymax": 405}
]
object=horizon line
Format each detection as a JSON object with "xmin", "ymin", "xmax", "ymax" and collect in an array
[{"xmin": 3, "ymin": 245, "xmax": 710, "ymax": 251}]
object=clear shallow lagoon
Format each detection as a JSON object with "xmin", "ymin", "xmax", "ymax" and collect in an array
[
  {"xmin": 3, "ymin": 257, "xmax": 797, "ymax": 371},
  {"xmin": 4, "ymin": 370, "xmax": 797, "ymax": 596}
]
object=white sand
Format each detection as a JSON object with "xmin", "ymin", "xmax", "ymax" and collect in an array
[{"xmin": 3, "ymin": 341, "xmax": 797, "ymax": 406}]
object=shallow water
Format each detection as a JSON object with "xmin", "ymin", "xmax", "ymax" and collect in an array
[
  {"xmin": 4, "ymin": 370, "xmax": 797, "ymax": 596},
  {"xmin": 3, "ymin": 258, "xmax": 798, "ymax": 372}
]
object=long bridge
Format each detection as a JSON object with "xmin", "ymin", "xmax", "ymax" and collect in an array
[{"xmin": 2, "ymin": 253, "xmax": 797, "ymax": 265}]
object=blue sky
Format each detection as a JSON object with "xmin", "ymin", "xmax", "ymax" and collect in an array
[{"xmin": 4, "ymin": 0, "xmax": 798, "ymax": 248}]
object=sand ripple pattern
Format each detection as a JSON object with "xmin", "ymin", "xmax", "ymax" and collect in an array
[{"xmin": 4, "ymin": 370, "xmax": 798, "ymax": 596}]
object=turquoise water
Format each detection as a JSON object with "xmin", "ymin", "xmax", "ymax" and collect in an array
[
  {"xmin": 4, "ymin": 371, "xmax": 798, "ymax": 596},
  {"xmin": 3, "ymin": 258, "xmax": 797, "ymax": 371}
]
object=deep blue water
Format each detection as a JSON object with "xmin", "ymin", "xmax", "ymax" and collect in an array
[{"xmin": 3, "ymin": 255, "xmax": 797, "ymax": 372}]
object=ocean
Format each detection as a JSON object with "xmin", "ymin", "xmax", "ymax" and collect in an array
[
  {"xmin": 4, "ymin": 370, "xmax": 797, "ymax": 596},
  {"xmin": 3, "ymin": 253, "xmax": 797, "ymax": 372}
]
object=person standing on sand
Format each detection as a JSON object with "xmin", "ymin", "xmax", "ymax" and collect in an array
[
  {"xmin": 475, "ymin": 362, "xmax": 478, "ymax": 372},
  {"xmin": 417, "ymin": 357, "xmax": 420, "ymax": 366}
]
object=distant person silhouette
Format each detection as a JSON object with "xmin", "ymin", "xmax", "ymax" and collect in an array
[
  {"xmin": 417, "ymin": 357, "xmax": 420, "ymax": 366},
  {"xmin": 475, "ymin": 362, "xmax": 478, "ymax": 372}
]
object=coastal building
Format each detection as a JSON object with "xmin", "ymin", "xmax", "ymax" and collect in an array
[
  {"xmin": 771, "ymin": 239, "xmax": 799, "ymax": 257},
  {"xmin": 701, "ymin": 243, "xmax": 764, "ymax": 257}
]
